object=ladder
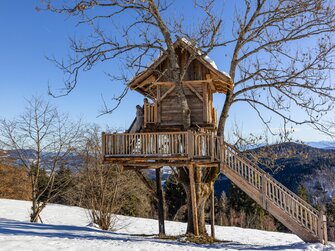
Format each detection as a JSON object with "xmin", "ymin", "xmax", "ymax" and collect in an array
[{"xmin": 220, "ymin": 142, "xmax": 328, "ymax": 244}]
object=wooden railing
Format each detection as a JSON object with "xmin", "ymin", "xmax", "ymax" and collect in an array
[
  {"xmin": 103, "ymin": 131, "xmax": 188, "ymax": 157},
  {"xmin": 190, "ymin": 132, "xmax": 221, "ymax": 161},
  {"xmin": 221, "ymin": 143, "xmax": 328, "ymax": 244},
  {"xmin": 144, "ymin": 100, "xmax": 157, "ymax": 127},
  {"xmin": 103, "ymin": 131, "xmax": 222, "ymax": 160}
]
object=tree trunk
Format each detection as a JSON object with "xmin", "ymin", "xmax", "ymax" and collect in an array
[
  {"xmin": 156, "ymin": 168, "xmax": 166, "ymax": 236},
  {"xmin": 30, "ymin": 200, "xmax": 41, "ymax": 223},
  {"xmin": 174, "ymin": 82, "xmax": 191, "ymax": 130},
  {"xmin": 30, "ymin": 179, "xmax": 39, "ymax": 223},
  {"xmin": 180, "ymin": 166, "xmax": 219, "ymax": 236},
  {"xmin": 217, "ymin": 90, "xmax": 233, "ymax": 137}
]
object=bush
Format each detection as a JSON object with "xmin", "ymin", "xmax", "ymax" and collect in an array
[{"xmin": 79, "ymin": 164, "xmax": 152, "ymax": 230}]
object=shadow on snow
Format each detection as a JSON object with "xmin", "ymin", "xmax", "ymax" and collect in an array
[{"xmin": 0, "ymin": 218, "xmax": 320, "ymax": 250}]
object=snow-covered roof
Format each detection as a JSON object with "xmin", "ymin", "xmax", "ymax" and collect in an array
[
  {"xmin": 181, "ymin": 37, "xmax": 231, "ymax": 79},
  {"xmin": 128, "ymin": 38, "xmax": 233, "ymax": 97}
]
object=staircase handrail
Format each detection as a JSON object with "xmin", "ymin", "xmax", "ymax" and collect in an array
[{"xmin": 222, "ymin": 142, "xmax": 320, "ymax": 217}]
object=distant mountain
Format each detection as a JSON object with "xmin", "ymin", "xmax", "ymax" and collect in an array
[
  {"xmin": 0, "ymin": 149, "xmax": 84, "ymax": 172},
  {"xmin": 257, "ymin": 143, "xmax": 334, "ymax": 203},
  {"xmin": 306, "ymin": 141, "xmax": 335, "ymax": 150},
  {"xmin": 217, "ymin": 142, "xmax": 335, "ymax": 205}
]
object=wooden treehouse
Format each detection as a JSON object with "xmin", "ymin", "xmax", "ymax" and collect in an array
[{"xmin": 102, "ymin": 39, "xmax": 328, "ymax": 244}]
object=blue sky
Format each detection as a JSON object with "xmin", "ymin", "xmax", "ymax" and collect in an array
[{"xmin": 0, "ymin": 1, "xmax": 332, "ymax": 142}]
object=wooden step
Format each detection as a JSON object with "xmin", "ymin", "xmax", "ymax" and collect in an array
[{"xmin": 220, "ymin": 143, "xmax": 328, "ymax": 244}]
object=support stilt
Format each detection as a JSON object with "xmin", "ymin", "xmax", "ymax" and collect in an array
[
  {"xmin": 156, "ymin": 167, "xmax": 165, "ymax": 236},
  {"xmin": 188, "ymin": 164, "xmax": 199, "ymax": 236},
  {"xmin": 210, "ymin": 182, "xmax": 215, "ymax": 239}
]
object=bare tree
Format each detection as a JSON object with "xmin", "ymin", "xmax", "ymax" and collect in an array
[
  {"xmin": 0, "ymin": 97, "xmax": 82, "ymax": 222},
  {"xmin": 217, "ymin": 0, "xmax": 335, "ymax": 138},
  {"xmin": 43, "ymin": 0, "xmax": 222, "ymax": 129},
  {"xmin": 79, "ymin": 126, "xmax": 153, "ymax": 230},
  {"xmin": 43, "ymin": 0, "xmax": 335, "ymax": 236}
]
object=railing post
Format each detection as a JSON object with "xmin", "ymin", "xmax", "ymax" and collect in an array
[
  {"xmin": 318, "ymin": 212, "xmax": 328, "ymax": 244},
  {"xmin": 219, "ymin": 136, "xmax": 225, "ymax": 172},
  {"xmin": 187, "ymin": 130, "xmax": 194, "ymax": 159},
  {"xmin": 261, "ymin": 173, "xmax": 268, "ymax": 210},
  {"xmin": 143, "ymin": 98, "xmax": 148, "ymax": 128},
  {"xmin": 154, "ymin": 102, "xmax": 158, "ymax": 124}
]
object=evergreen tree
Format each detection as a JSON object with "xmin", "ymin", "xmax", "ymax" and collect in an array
[
  {"xmin": 325, "ymin": 196, "xmax": 335, "ymax": 241},
  {"xmin": 52, "ymin": 165, "xmax": 75, "ymax": 205},
  {"xmin": 164, "ymin": 174, "xmax": 186, "ymax": 220},
  {"xmin": 297, "ymin": 184, "xmax": 309, "ymax": 203},
  {"xmin": 226, "ymin": 184, "xmax": 278, "ymax": 230},
  {"xmin": 29, "ymin": 165, "xmax": 49, "ymax": 203}
]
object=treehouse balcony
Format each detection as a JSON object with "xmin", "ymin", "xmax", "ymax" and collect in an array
[{"xmin": 102, "ymin": 131, "xmax": 222, "ymax": 167}]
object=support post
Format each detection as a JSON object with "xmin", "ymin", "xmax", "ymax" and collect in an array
[
  {"xmin": 210, "ymin": 182, "xmax": 215, "ymax": 239},
  {"xmin": 156, "ymin": 168, "xmax": 165, "ymax": 237},
  {"xmin": 187, "ymin": 130, "xmax": 194, "ymax": 159},
  {"xmin": 188, "ymin": 164, "xmax": 199, "ymax": 236},
  {"xmin": 143, "ymin": 98, "xmax": 148, "ymax": 128},
  {"xmin": 157, "ymin": 84, "xmax": 161, "ymax": 123},
  {"xmin": 318, "ymin": 213, "xmax": 328, "ymax": 244},
  {"xmin": 211, "ymin": 131, "xmax": 215, "ymax": 161},
  {"xmin": 261, "ymin": 174, "xmax": 268, "ymax": 210}
]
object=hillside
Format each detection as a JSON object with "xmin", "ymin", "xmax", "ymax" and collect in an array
[
  {"xmin": 0, "ymin": 199, "xmax": 334, "ymax": 250},
  {"xmin": 0, "ymin": 164, "xmax": 31, "ymax": 200},
  {"xmin": 214, "ymin": 143, "xmax": 335, "ymax": 201},
  {"xmin": 251, "ymin": 142, "xmax": 335, "ymax": 204},
  {"xmin": 0, "ymin": 149, "xmax": 83, "ymax": 172}
]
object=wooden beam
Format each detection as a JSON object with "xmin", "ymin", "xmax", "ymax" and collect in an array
[
  {"xmin": 209, "ymin": 81, "xmax": 215, "ymax": 91},
  {"xmin": 210, "ymin": 183, "xmax": 215, "ymax": 239},
  {"xmin": 203, "ymin": 83, "xmax": 208, "ymax": 123},
  {"xmin": 144, "ymin": 99, "xmax": 148, "ymax": 128},
  {"xmin": 157, "ymin": 85, "xmax": 161, "ymax": 123},
  {"xmin": 156, "ymin": 168, "xmax": 166, "ymax": 236},
  {"xmin": 154, "ymin": 81, "xmax": 175, "ymax": 86},
  {"xmin": 154, "ymin": 80, "xmax": 212, "ymax": 86},
  {"xmin": 160, "ymin": 85, "xmax": 176, "ymax": 101},
  {"xmin": 189, "ymin": 164, "xmax": 199, "ymax": 236},
  {"xmin": 134, "ymin": 74, "xmax": 156, "ymax": 90},
  {"xmin": 135, "ymin": 170, "xmax": 159, "ymax": 202},
  {"xmin": 185, "ymin": 83, "xmax": 203, "ymax": 102},
  {"xmin": 124, "ymin": 165, "xmax": 163, "ymax": 170},
  {"xmin": 183, "ymin": 80, "xmax": 211, "ymax": 84}
]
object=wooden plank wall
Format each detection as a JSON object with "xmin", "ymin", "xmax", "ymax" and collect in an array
[
  {"xmin": 159, "ymin": 82, "xmax": 206, "ymax": 126},
  {"xmin": 152, "ymin": 49, "xmax": 217, "ymax": 127}
]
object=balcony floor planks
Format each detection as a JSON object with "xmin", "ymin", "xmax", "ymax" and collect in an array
[{"xmin": 104, "ymin": 155, "xmax": 220, "ymax": 169}]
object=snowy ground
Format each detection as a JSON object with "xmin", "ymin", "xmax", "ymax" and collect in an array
[{"xmin": 0, "ymin": 199, "xmax": 334, "ymax": 251}]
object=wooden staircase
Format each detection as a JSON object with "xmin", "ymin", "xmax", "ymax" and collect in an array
[{"xmin": 220, "ymin": 142, "xmax": 328, "ymax": 244}]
